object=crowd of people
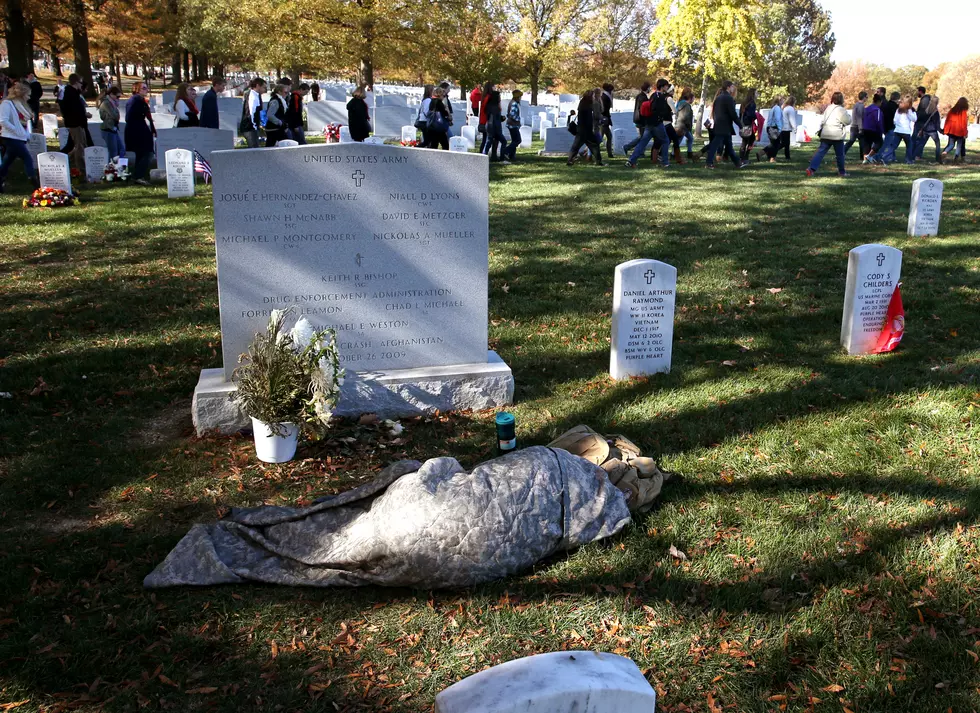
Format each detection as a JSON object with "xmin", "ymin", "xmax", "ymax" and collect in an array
[{"xmin": 0, "ymin": 68, "xmax": 976, "ymax": 194}]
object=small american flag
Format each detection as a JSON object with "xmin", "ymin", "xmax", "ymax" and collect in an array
[{"xmin": 193, "ymin": 150, "xmax": 212, "ymax": 184}]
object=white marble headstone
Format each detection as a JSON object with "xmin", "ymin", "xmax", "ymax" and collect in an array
[
  {"xmin": 401, "ymin": 125, "xmax": 417, "ymax": 143},
  {"xmin": 362, "ymin": 136, "xmax": 385, "ymax": 145},
  {"xmin": 841, "ymin": 244, "xmax": 903, "ymax": 355},
  {"xmin": 339, "ymin": 126, "xmax": 352, "ymax": 143},
  {"xmin": 449, "ymin": 136, "xmax": 468, "ymax": 152},
  {"xmin": 276, "ymin": 139, "xmax": 299, "ymax": 147},
  {"xmin": 519, "ymin": 126, "xmax": 533, "ymax": 146},
  {"xmin": 435, "ymin": 651, "xmax": 656, "ymax": 713},
  {"xmin": 611, "ymin": 259, "xmax": 677, "ymax": 379},
  {"xmin": 41, "ymin": 114, "xmax": 59, "ymax": 139},
  {"xmin": 27, "ymin": 134, "xmax": 47, "ymax": 174},
  {"xmin": 37, "ymin": 152, "xmax": 72, "ymax": 193},
  {"xmin": 907, "ymin": 178, "xmax": 943, "ymax": 237},
  {"xmin": 613, "ymin": 128, "xmax": 629, "ymax": 156},
  {"xmin": 165, "ymin": 148, "xmax": 195, "ymax": 198},
  {"xmin": 466, "ymin": 116, "xmax": 479, "ymax": 127},
  {"xmin": 84, "ymin": 145, "xmax": 109, "ymax": 183},
  {"xmin": 210, "ymin": 142, "xmax": 490, "ymax": 378},
  {"xmin": 460, "ymin": 126, "xmax": 477, "ymax": 149}
]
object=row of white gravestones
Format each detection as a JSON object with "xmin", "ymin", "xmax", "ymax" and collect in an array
[
  {"xmin": 908, "ymin": 178, "xmax": 943, "ymax": 237},
  {"xmin": 165, "ymin": 148, "xmax": 195, "ymax": 198}
]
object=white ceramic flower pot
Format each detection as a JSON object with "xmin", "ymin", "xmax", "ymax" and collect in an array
[{"xmin": 251, "ymin": 417, "xmax": 299, "ymax": 463}]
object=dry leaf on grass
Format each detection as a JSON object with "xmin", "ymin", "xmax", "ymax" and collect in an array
[{"xmin": 668, "ymin": 545, "xmax": 688, "ymax": 561}]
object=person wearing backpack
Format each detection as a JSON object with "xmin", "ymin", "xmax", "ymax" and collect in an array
[
  {"xmin": 760, "ymin": 97, "xmax": 784, "ymax": 162},
  {"xmin": 625, "ymin": 78, "xmax": 671, "ymax": 168},
  {"xmin": 426, "ymin": 87, "xmax": 451, "ymax": 149},
  {"xmin": 506, "ymin": 90, "xmax": 523, "ymax": 160},
  {"xmin": 263, "ymin": 83, "xmax": 289, "ymax": 147},
  {"xmin": 415, "ymin": 84, "xmax": 434, "ymax": 147},
  {"xmin": 239, "ymin": 77, "xmax": 266, "ymax": 148},
  {"xmin": 806, "ymin": 91, "xmax": 851, "ymax": 177},
  {"xmin": 623, "ymin": 81, "xmax": 651, "ymax": 155}
]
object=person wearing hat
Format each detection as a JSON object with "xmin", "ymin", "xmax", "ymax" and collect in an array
[{"xmin": 506, "ymin": 90, "xmax": 523, "ymax": 160}]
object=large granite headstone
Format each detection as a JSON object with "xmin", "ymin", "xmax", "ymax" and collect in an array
[
  {"xmin": 194, "ymin": 142, "xmax": 513, "ymax": 433},
  {"xmin": 907, "ymin": 178, "xmax": 943, "ymax": 237},
  {"xmin": 37, "ymin": 152, "xmax": 72, "ymax": 193},
  {"xmin": 165, "ymin": 148, "xmax": 195, "ymax": 198},
  {"xmin": 841, "ymin": 244, "xmax": 903, "ymax": 355},
  {"xmin": 610, "ymin": 259, "xmax": 677, "ymax": 379},
  {"xmin": 435, "ymin": 652, "xmax": 656, "ymax": 713},
  {"xmin": 156, "ymin": 128, "xmax": 235, "ymax": 162},
  {"xmin": 84, "ymin": 145, "xmax": 109, "ymax": 183}
]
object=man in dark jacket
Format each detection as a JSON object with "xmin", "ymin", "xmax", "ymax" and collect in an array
[
  {"xmin": 61, "ymin": 73, "xmax": 91, "ymax": 173},
  {"xmin": 911, "ymin": 85, "xmax": 931, "ymax": 160},
  {"xmin": 625, "ymin": 78, "xmax": 672, "ymax": 168},
  {"xmin": 286, "ymin": 83, "xmax": 309, "ymax": 143},
  {"xmin": 623, "ymin": 81, "xmax": 651, "ymax": 155},
  {"xmin": 600, "ymin": 83, "xmax": 614, "ymax": 158},
  {"xmin": 199, "ymin": 75, "xmax": 225, "ymax": 129},
  {"xmin": 704, "ymin": 80, "xmax": 745, "ymax": 169},
  {"xmin": 26, "ymin": 71, "xmax": 43, "ymax": 123}
]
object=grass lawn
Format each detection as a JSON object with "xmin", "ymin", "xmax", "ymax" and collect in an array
[{"xmin": 2, "ymin": 139, "xmax": 980, "ymax": 713}]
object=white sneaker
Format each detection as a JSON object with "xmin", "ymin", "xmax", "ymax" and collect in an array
[{"xmin": 500, "ymin": 160, "xmax": 511, "ymax": 165}]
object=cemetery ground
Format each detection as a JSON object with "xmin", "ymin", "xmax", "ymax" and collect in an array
[{"xmin": 2, "ymin": 143, "xmax": 980, "ymax": 713}]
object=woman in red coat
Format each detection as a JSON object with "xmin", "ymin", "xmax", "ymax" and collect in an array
[{"xmin": 942, "ymin": 97, "xmax": 969, "ymax": 162}]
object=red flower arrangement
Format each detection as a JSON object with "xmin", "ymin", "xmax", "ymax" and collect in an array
[
  {"xmin": 70, "ymin": 167, "xmax": 81, "ymax": 179},
  {"xmin": 23, "ymin": 187, "xmax": 80, "ymax": 208},
  {"xmin": 323, "ymin": 123, "xmax": 342, "ymax": 142},
  {"xmin": 400, "ymin": 139, "xmax": 418, "ymax": 147}
]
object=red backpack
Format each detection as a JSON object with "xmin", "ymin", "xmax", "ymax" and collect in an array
[{"xmin": 639, "ymin": 100, "xmax": 654, "ymax": 118}]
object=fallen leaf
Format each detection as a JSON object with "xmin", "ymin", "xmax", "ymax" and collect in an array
[
  {"xmin": 0, "ymin": 702, "xmax": 30, "ymax": 711},
  {"xmin": 358, "ymin": 413, "xmax": 380, "ymax": 426},
  {"xmin": 668, "ymin": 545, "xmax": 688, "ymax": 561},
  {"xmin": 158, "ymin": 674, "xmax": 179, "ymax": 688},
  {"xmin": 502, "ymin": 284, "xmax": 510, "ymax": 293},
  {"xmin": 767, "ymin": 288, "xmax": 783, "ymax": 294},
  {"xmin": 722, "ymin": 360, "xmax": 737, "ymax": 367},
  {"xmin": 185, "ymin": 687, "xmax": 218, "ymax": 695},
  {"xmin": 822, "ymin": 684, "xmax": 845, "ymax": 693}
]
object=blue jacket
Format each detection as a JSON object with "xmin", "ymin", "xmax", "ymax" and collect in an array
[{"xmin": 200, "ymin": 88, "xmax": 219, "ymax": 129}]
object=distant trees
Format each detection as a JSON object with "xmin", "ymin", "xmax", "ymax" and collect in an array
[{"xmin": 937, "ymin": 55, "xmax": 980, "ymax": 121}]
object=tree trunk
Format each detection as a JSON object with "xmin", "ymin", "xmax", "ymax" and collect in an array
[
  {"xmin": 3, "ymin": 0, "xmax": 32, "ymax": 76},
  {"xmin": 290, "ymin": 65, "xmax": 301, "ymax": 86},
  {"xmin": 182, "ymin": 50, "xmax": 190, "ymax": 83},
  {"xmin": 171, "ymin": 53, "xmax": 181, "ymax": 84},
  {"xmin": 359, "ymin": 57, "xmax": 374, "ymax": 90},
  {"xmin": 198, "ymin": 53, "xmax": 210, "ymax": 80},
  {"xmin": 529, "ymin": 62, "xmax": 541, "ymax": 106},
  {"xmin": 695, "ymin": 72, "xmax": 709, "ymax": 138},
  {"xmin": 112, "ymin": 56, "xmax": 121, "ymax": 85},
  {"xmin": 460, "ymin": 87, "xmax": 466, "ymax": 101},
  {"xmin": 51, "ymin": 44, "xmax": 62, "ymax": 77},
  {"xmin": 25, "ymin": 21, "xmax": 36, "ymax": 72},
  {"xmin": 70, "ymin": 0, "xmax": 96, "ymax": 97},
  {"xmin": 214, "ymin": 63, "xmax": 225, "ymax": 80}
]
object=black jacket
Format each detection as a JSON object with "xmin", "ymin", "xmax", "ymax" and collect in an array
[
  {"xmin": 712, "ymin": 92, "xmax": 741, "ymax": 135},
  {"xmin": 29, "ymin": 80, "xmax": 43, "ymax": 112},
  {"xmin": 577, "ymin": 97, "xmax": 595, "ymax": 136},
  {"xmin": 285, "ymin": 91, "xmax": 305, "ymax": 129},
  {"xmin": 646, "ymin": 91, "xmax": 672, "ymax": 127},
  {"xmin": 601, "ymin": 92, "xmax": 612, "ymax": 119},
  {"xmin": 346, "ymin": 97, "xmax": 371, "ymax": 141},
  {"xmin": 61, "ymin": 85, "xmax": 88, "ymax": 128},
  {"xmin": 199, "ymin": 88, "xmax": 219, "ymax": 129},
  {"xmin": 632, "ymin": 91, "xmax": 648, "ymax": 125},
  {"xmin": 882, "ymin": 100, "xmax": 898, "ymax": 132}
]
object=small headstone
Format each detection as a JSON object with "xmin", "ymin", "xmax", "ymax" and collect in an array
[
  {"xmin": 435, "ymin": 651, "xmax": 656, "ymax": 713},
  {"xmin": 449, "ymin": 136, "xmax": 469, "ymax": 152},
  {"xmin": 84, "ymin": 145, "xmax": 109, "ymax": 183},
  {"xmin": 461, "ymin": 126, "xmax": 477, "ymax": 149},
  {"xmin": 612, "ymin": 128, "xmax": 629, "ymax": 156},
  {"xmin": 610, "ymin": 259, "xmax": 677, "ymax": 380},
  {"xmin": 41, "ymin": 114, "xmax": 59, "ymax": 139},
  {"xmin": 467, "ymin": 116, "xmax": 480, "ymax": 127},
  {"xmin": 27, "ymin": 134, "xmax": 47, "ymax": 174},
  {"xmin": 519, "ymin": 126, "xmax": 533, "ymax": 146},
  {"xmin": 57, "ymin": 127, "xmax": 68, "ymax": 149},
  {"xmin": 907, "ymin": 178, "xmax": 943, "ymax": 237},
  {"xmin": 276, "ymin": 139, "xmax": 299, "ymax": 147},
  {"xmin": 37, "ymin": 152, "xmax": 72, "ymax": 193},
  {"xmin": 531, "ymin": 114, "xmax": 542, "ymax": 131},
  {"xmin": 539, "ymin": 119, "xmax": 553, "ymax": 142},
  {"xmin": 363, "ymin": 136, "xmax": 385, "ymax": 145},
  {"xmin": 840, "ymin": 244, "xmax": 903, "ymax": 355},
  {"xmin": 339, "ymin": 126, "xmax": 352, "ymax": 143},
  {"xmin": 401, "ymin": 125, "xmax": 417, "ymax": 143},
  {"xmin": 165, "ymin": 148, "xmax": 195, "ymax": 198}
]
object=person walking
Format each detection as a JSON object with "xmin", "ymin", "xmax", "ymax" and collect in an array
[
  {"xmin": 942, "ymin": 97, "xmax": 969, "ymax": 162},
  {"xmin": 806, "ymin": 91, "xmax": 850, "ymax": 177},
  {"xmin": 239, "ymin": 77, "xmax": 266, "ymax": 148},
  {"xmin": 174, "ymin": 83, "xmax": 200, "ymax": 127},
  {"xmin": 98, "ymin": 86, "xmax": 124, "ymax": 159},
  {"xmin": 60, "ymin": 73, "xmax": 91, "ymax": 175},
  {"xmin": 415, "ymin": 84, "xmax": 434, "ymax": 148},
  {"xmin": 310, "ymin": 83, "xmax": 320, "ymax": 102},
  {"xmin": 625, "ymin": 78, "xmax": 671, "ymax": 168},
  {"xmin": 893, "ymin": 96, "xmax": 918, "ymax": 164},
  {"xmin": 600, "ymin": 83, "xmax": 614, "ymax": 158},
  {"xmin": 761, "ymin": 96, "xmax": 784, "ymax": 162},
  {"xmin": 915, "ymin": 96, "xmax": 943, "ymax": 162},
  {"xmin": 910, "ymin": 85, "xmax": 931, "ymax": 161},
  {"xmin": 861, "ymin": 93, "xmax": 884, "ymax": 163},
  {"xmin": 623, "ymin": 81, "xmax": 651, "ymax": 155},
  {"xmin": 439, "ymin": 81, "xmax": 455, "ymax": 136},
  {"xmin": 346, "ymin": 86, "xmax": 372, "ymax": 141},
  {"xmin": 568, "ymin": 89, "xmax": 603, "ymax": 166},
  {"xmin": 484, "ymin": 90, "xmax": 509, "ymax": 163},
  {"xmin": 477, "ymin": 82, "xmax": 494, "ymax": 154},
  {"xmin": 263, "ymin": 83, "xmax": 289, "ymax": 147},
  {"xmin": 286, "ymin": 83, "xmax": 309, "ymax": 143},
  {"xmin": 124, "ymin": 82, "xmax": 155, "ymax": 185},
  {"xmin": 506, "ymin": 89, "xmax": 523, "ymax": 160},
  {"xmin": 425, "ymin": 88, "xmax": 451, "ymax": 150},
  {"xmin": 876, "ymin": 91, "xmax": 901, "ymax": 163},
  {"xmin": 704, "ymin": 81, "xmax": 744, "ymax": 169},
  {"xmin": 0, "ymin": 80, "xmax": 38, "ymax": 194},
  {"xmin": 843, "ymin": 91, "xmax": 866, "ymax": 155},
  {"xmin": 199, "ymin": 75, "xmax": 225, "ymax": 129},
  {"xmin": 672, "ymin": 88, "xmax": 695, "ymax": 162},
  {"xmin": 780, "ymin": 96, "xmax": 798, "ymax": 159},
  {"xmin": 26, "ymin": 71, "xmax": 42, "ymax": 124},
  {"xmin": 737, "ymin": 87, "xmax": 757, "ymax": 163}
]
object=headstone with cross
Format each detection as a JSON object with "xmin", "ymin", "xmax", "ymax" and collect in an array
[
  {"xmin": 165, "ymin": 148, "xmax": 195, "ymax": 198},
  {"xmin": 194, "ymin": 141, "xmax": 513, "ymax": 434},
  {"xmin": 907, "ymin": 178, "xmax": 943, "ymax": 237},
  {"xmin": 610, "ymin": 259, "xmax": 677, "ymax": 380},
  {"xmin": 841, "ymin": 243, "xmax": 903, "ymax": 354}
]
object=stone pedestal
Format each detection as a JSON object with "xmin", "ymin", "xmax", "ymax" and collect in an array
[{"xmin": 192, "ymin": 351, "xmax": 514, "ymax": 435}]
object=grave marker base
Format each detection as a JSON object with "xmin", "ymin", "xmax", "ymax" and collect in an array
[{"xmin": 192, "ymin": 351, "xmax": 514, "ymax": 435}]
